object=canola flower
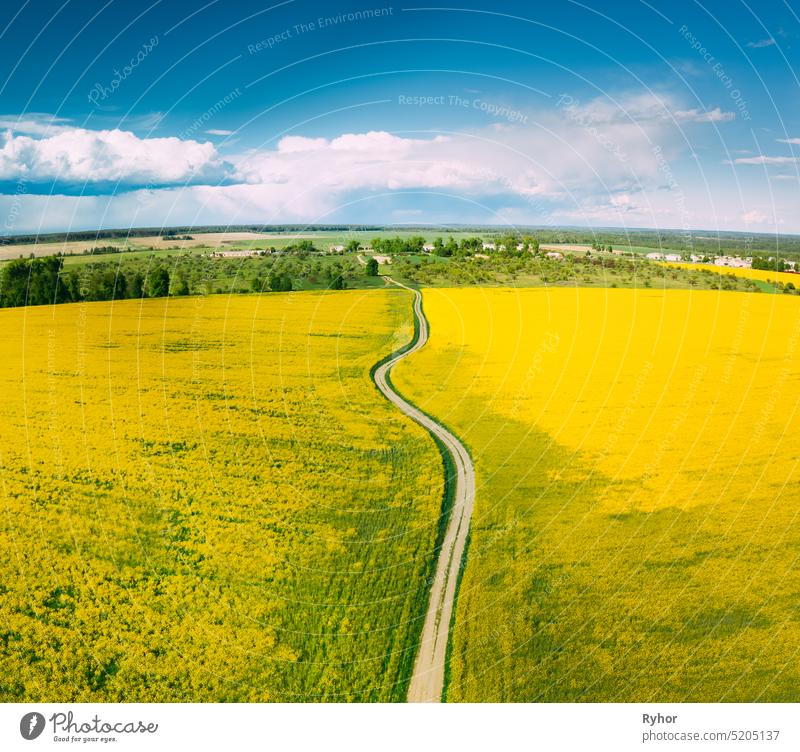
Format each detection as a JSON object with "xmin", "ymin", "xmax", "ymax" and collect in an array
[
  {"xmin": 0, "ymin": 290, "xmax": 442, "ymax": 702},
  {"xmin": 393, "ymin": 287, "xmax": 800, "ymax": 702},
  {"xmin": 664, "ymin": 261, "xmax": 800, "ymax": 288}
]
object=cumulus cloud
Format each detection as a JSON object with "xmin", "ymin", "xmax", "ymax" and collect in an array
[
  {"xmin": 0, "ymin": 91, "xmax": 773, "ymax": 233},
  {"xmin": 0, "ymin": 125, "xmax": 228, "ymax": 184}
]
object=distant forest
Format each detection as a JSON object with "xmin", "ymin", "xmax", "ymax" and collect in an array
[{"xmin": 2, "ymin": 225, "xmax": 800, "ymax": 256}]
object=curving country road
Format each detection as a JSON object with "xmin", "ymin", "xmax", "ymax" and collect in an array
[{"xmin": 372, "ymin": 277, "xmax": 476, "ymax": 703}]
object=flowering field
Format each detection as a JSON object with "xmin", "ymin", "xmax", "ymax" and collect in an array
[
  {"xmin": 393, "ymin": 287, "xmax": 800, "ymax": 701},
  {"xmin": 0, "ymin": 290, "xmax": 442, "ymax": 701},
  {"xmin": 665, "ymin": 261, "xmax": 800, "ymax": 287}
]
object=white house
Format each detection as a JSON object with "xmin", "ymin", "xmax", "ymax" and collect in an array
[
  {"xmin": 423, "ymin": 243, "xmax": 435, "ymax": 252},
  {"xmin": 545, "ymin": 251, "xmax": 563, "ymax": 260},
  {"xmin": 665, "ymin": 253, "xmax": 682, "ymax": 262},
  {"xmin": 645, "ymin": 252, "xmax": 664, "ymax": 260},
  {"xmin": 373, "ymin": 255, "xmax": 392, "ymax": 265},
  {"xmin": 329, "ymin": 244, "xmax": 345, "ymax": 252},
  {"xmin": 482, "ymin": 242, "xmax": 496, "ymax": 251}
]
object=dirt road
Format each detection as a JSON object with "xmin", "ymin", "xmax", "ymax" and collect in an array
[{"xmin": 372, "ymin": 278, "xmax": 475, "ymax": 703}]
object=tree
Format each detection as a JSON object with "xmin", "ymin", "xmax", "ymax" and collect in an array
[
  {"xmin": 365, "ymin": 257, "xmax": 379, "ymax": 276},
  {"xmin": 67, "ymin": 273, "xmax": 84, "ymax": 302},
  {"xmin": 147, "ymin": 267, "xmax": 170, "ymax": 298},
  {"xmin": 328, "ymin": 273, "xmax": 345, "ymax": 290},
  {"xmin": 346, "ymin": 240, "xmax": 361, "ymax": 253},
  {"xmin": 112, "ymin": 269, "xmax": 128, "ymax": 299},
  {"xmin": 0, "ymin": 259, "xmax": 34, "ymax": 307},
  {"xmin": 0, "ymin": 257, "xmax": 70, "ymax": 307},
  {"xmin": 173, "ymin": 274, "xmax": 190, "ymax": 296},
  {"xmin": 129, "ymin": 272, "xmax": 145, "ymax": 298},
  {"xmin": 269, "ymin": 272, "xmax": 292, "ymax": 292}
]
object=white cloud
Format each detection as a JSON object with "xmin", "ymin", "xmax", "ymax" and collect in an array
[
  {"xmin": 0, "ymin": 113, "xmax": 74, "ymax": 136},
  {"xmin": 673, "ymin": 107, "xmax": 735, "ymax": 123},
  {"xmin": 747, "ymin": 38, "xmax": 776, "ymax": 48},
  {"xmin": 206, "ymin": 129, "xmax": 234, "ymax": 136},
  {"xmin": 0, "ymin": 90, "xmax": 791, "ymax": 233},
  {"xmin": 731, "ymin": 155, "xmax": 799, "ymax": 165},
  {"xmin": 0, "ymin": 126, "xmax": 227, "ymax": 184},
  {"xmin": 777, "ymin": 137, "xmax": 800, "ymax": 145},
  {"xmin": 742, "ymin": 209, "xmax": 769, "ymax": 223},
  {"xmin": 559, "ymin": 92, "xmax": 735, "ymax": 126}
]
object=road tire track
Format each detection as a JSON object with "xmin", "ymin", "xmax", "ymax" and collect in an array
[{"xmin": 372, "ymin": 278, "xmax": 475, "ymax": 703}]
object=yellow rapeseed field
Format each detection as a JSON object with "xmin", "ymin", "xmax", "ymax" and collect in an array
[
  {"xmin": 0, "ymin": 290, "xmax": 442, "ymax": 701},
  {"xmin": 665, "ymin": 261, "xmax": 800, "ymax": 288},
  {"xmin": 393, "ymin": 287, "xmax": 800, "ymax": 701}
]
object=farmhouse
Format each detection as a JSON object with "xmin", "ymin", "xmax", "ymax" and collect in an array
[
  {"xmin": 212, "ymin": 249, "xmax": 265, "ymax": 258},
  {"xmin": 373, "ymin": 255, "xmax": 392, "ymax": 265},
  {"xmin": 423, "ymin": 243, "xmax": 435, "ymax": 252},
  {"xmin": 714, "ymin": 255, "xmax": 751, "ymax": 268},
  {"xmin": 482, "ymin": 242, "xmax": 496, "ymax": 251},
  {"xmin": 665, "ymin": 253, "xmax": 682, "ymax": 262},
  {"xmin": 645, "ymin": 252, "xmax": 664, "ymax": 260},
  {"xmin": 329, "ymin": 244, "xmax": 345, "ymax": 252},
  {"xmin": 545, "ymin": 251, "xmax": 564, "ymax": 260}
]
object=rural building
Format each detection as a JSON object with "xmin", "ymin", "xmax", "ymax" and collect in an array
[
  {"xmin": 714, "ymin": 255, "xmax": 751, "ymax": 268},
  {"xmin": 373, "ymin": 255, "xmax": 392, "ymax": 265},
  {"xmin": 423, "ymin": 243, "xmax": 435, "ymax": 252},
  {"xmin": 211, "ymin": 249, "xmax": 265, "ymax": 258},
  {"xmin": 545, "ymin": 251, "xmax": 563, "ymax": 260},
  {"xmin": 665, "ymin": 253, "xmax": 682, "ymax": 262},
  {"xmin": 645, "ymin": 252, "xmax": 664, "ymax": 260}
]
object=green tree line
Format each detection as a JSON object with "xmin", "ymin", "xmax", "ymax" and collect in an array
[{"xmin": 0, "ymin": 257, "xmax": 177, "ymax": 308}]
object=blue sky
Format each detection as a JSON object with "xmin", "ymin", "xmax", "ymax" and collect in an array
[{"xmin": 0, "ymin": 0, "xmax": 798, "ymax": 233}]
